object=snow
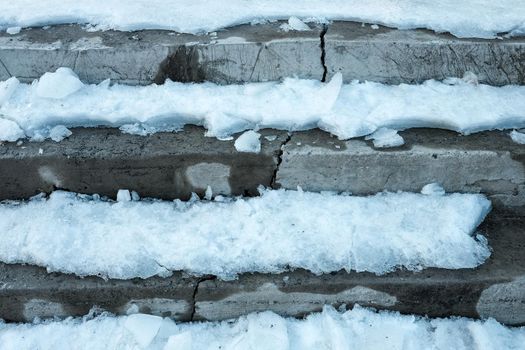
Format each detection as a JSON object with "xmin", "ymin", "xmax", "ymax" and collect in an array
[
  {"xmin": 1, "ymin": 0, "xmax": 525, "ymax": 38},
  {"xmin": 364, "ymin": 128, "xmax": 404, "ymax": 148},
  {"xmin": 0, "ymin": 188, "xmax": 491, "ymax": 280},
  {"xmin": 234, "ymin": 130, "xmax": 261, "ymax": 153},
  {"xmin": 6, "ymin": 26, "xmax": 21, "ymax": 35},
  {"xmin": 1, "ymin": 306, "xmax": 524, "ymax": 349},
  {"xmin": 1, "ymin": 70, "xmax": 525, "ymax": 143},
  {"xmin": 116, "ymin": 189, "xmax": 132, "ymax": 202},
  {"xmin": 280, "ymin": 17, "xmax": 310, "ymax": 32},
  {"xmin": 0, "ymin": 119, "xmax": 24, "ymax": 142},
  {"xmin": 421, "ymin": 183, "xmax": 446, "ymax": 196},
  {"xmin": 510, "ymin": 130, "xmax": 525, "ymax": 144},
  {"xmin": 35, "ymin": 68, "xmax": 84, "ymax": 99},
  {"xmin": 48, "ymin": 125, "xmax": 72, "ymax": 142}
]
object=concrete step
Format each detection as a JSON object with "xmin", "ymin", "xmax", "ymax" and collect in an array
[
  {"xmin": 1, "ymin": 22, "xmax": 524, "ymax": 85},
  {"xmin": 1, "ymin": 127, "xmax": 523, "ymax": 213},
  {"xmin": 0, "ymin": 213, "xmax": 523, "ymax": 325}
]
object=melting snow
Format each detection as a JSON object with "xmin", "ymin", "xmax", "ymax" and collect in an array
[
  {"xmin": 0, "ymin": 188, "xmax": 490, "ymax": 279},
  {"xmin": 1, "ymin": 70, "xmax": 525, "ymax": 142},
  {"xmin": 1, "ymin": 306, "xmax": 524, "ymax": 349}
]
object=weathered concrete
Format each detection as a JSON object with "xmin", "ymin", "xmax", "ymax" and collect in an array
[
  {"xmin": 0, "ymin": 126, "xmax": 288, "ymax": 200},
  {"xmin": 0, "ymin": 22, "xmax": 323, "ymax": 85},
  {"xmin": 325, "ymin": 21, "xmax": 525, "ymax": 85},
  {"xmin": 0, "ymin": 264, "xmax": 198, "ymax": 322},
  {"xmin": 0, "ymin": 213, "xmax": 523, "ymax": 325},
  {"xmin": 276, "ymin": 129, "xmax": 525, "ymax": 213},
  {"xmin": 195, "ymin": 214, "xmax": 525, "ymax": 326}
]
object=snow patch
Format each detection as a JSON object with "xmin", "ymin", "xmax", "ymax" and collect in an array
[
  {"xmin": 35, "ymin": 68, "xmax": 84, "ymax": 99},
  {"xmin": 280, "ymin": 17, "xmax": 310, "ymax": 32},
  {"xmin": 2, "ymin": 70, "xmax": 525, "ymax": 142},
  {"xmin": 365, "ymin": 128, "xmax": 404, "ymax": 148},
  {"xmin": 234, "ymin": 130, "xmax": 261, "ymax": 153},
  {"xmin": 1, "ymin": 306, "xmax": 524, "ymax": 349},
  {"xmin": 1, "ymin": 1, "xmax": 525, "ymax": 38},
  {"xmin": 6, "ymin": 26, "xmax": 21, "ymax": 35},
  {"xmin": 48, "ymin": 125, "xmax": 72, "ymax": 142},
  {"xmin": 421, "ymin": 183, "xmax": 446, "ymax": 196},
  {"xmin": 510, "ymin": 130, "xmax": 525, "ymax": 144},
  {"xmin": 0, "ymin": 188, "xmax": 491, "ymax": 279}
]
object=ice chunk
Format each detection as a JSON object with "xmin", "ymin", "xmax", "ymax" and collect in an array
[
  {"xmin": 6, "ymin": 26, "xmax": 21, "ymax": 35},
  {"xmin": 49, "ymin": 125, "xmax": 72, "ymax": 142},
  {"xmin": 280, "ymin": 16, "xmax": 310, "ymax": 31},
  {"xmin": 36, "ymin": 67, "xmax": 84, "ymax": 99},
  {"xmin": 234, "ymin": 130, "xmax": 261, "ymax": 153},
  {"xmin": 131, "ymin": 191, "xmax": 140, "ymax": 201},
  {"xmin": 0, "ymin": 77, "xmax": 20, "ymax": 106},
  {"xmin": 0, "ymin": 118, "xmax": 24, "ymax": 142},
  {"xmin": 421, "ymin": 183, "xmax": 446, "ymax": 196},
  {"xmin": 510, "ymin": 130, "xmax": 525, "ymax": 144},
  {"xmin": 116, "ymin": 189, "xmax": 131, "ymax": 202},
  {"xmin": 365, "ymin": 128, "xmax": 405, "ymax": 148},
  {"xmin": 123, "ymin": 314, "xmax": 162, "ymax": 348}
]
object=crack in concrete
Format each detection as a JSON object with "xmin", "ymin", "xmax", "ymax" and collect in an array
[
  {"xmin": 0, "ymin": 57, "xmax": 12, "ymax": 77},
  {"xmin": 190, "ymin": 276, "xmax": 216, "ymax": 321},
  {"xmin": 270, "ymin": 133, "xmax": 292, "ymax": 189},
  {"xmin": 320, "ymin": 25, "xmax": 328, "ymax": 82}
]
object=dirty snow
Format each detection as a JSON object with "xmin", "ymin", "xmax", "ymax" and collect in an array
[
  {"xmin": 1, "ymin": 70, "xmax": 525, "ymax": 142},
  {"xmin": 0, "ymin": 188, "xmax": 490, "ymax": 279},
  {"xmin": 1, "ymin": 306, "xmax": 524, "ymax": 350},
  {"xmin": 1, "ymin": 0, "xmax": 525, "ymax": 38},
  {"xmin": 234, "ymin": 130, "xmax": 261, "ymax": 153}
]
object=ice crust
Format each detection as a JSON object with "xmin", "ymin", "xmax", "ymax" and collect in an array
[
  {"xmin": 0, "ymin": 189, "xmax": 491, "ymax": 279},
  {"xmin": 1, "ymin": 306, "xmax": 524, "ymax": 350},
  {"xmin": 1, "ymin": 1, "xmax": 525, "ymax": 38},
  {"xmin": 1, "ymin": 71, "xmax": 525, "ymax": 142}
]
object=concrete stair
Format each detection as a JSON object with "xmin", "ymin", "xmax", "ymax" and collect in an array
[{"xmin": 1, "ymin": 21, "xmax": 524, "ymax": 326}]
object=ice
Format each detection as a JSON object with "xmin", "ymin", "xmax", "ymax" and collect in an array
[
  {"xmin": 2, "ymin": 70, "xmax": 525, "ymax": 143},
  {"xmin": 364, "ymin": 128, "xmax": 404, "ymax": 148},
  {"xmin": 123, "ymin": 314, "xmax": 163, "ymax": 348},
  {"xmin": 116, "ymin": 189, "xmax": 131, "ymax": 202},
  {"xmin": 1, "ymin": 306, "xmax": 524, "ymax": 349},
  {"xmin": 280, "ymin": 17, "xmax": 310, "ymax": 32},
  {"xmin": 35, "ymin": 68, "xmax": 84, "ymax": 99},
  {"xmin": 0, "ymin": 119, "xmax": 24, "ymax": 142},
  {"xmin": 510, "ymin": 130, "xmax": 525, "ymax": 144},
  {"xmin": 0, "ymin": 188, "xmax": 491, "ymax": 279},
  {"xmin": 6, "ymin": 26, "xmax": 21, "ymax": 35},
  {"xmin": 48, "ymin": 125, "xmax": 72, "ymax": 142},
  {"xmin": 234, "ymin": 130, "xmax": 261, "ymax": 153},
  {"xmin": 1, "ymin": 1, "xmax": 525, "ymax": 38},
  {"xmin": 421, "ymin": 183, "xmax": 446, "ymax": 196}
]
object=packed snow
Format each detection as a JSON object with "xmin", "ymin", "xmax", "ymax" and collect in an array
[
  {"xmin": 0, "ymin": 188, "xmax": 490, "ymax": 279},
  {"xmin": 1, "ymin": 70, "xmax": 525, "ymax": 143},
  {"xmin": 234, "ymin": 130, "xmax": 261, "ymax": 153},
  {"xmin": 1, "ymin": 306, "xmax": 524, "ymax": 350},
  {"xmin": 1, "ymin": 0, "xmax": 525, "ymax": 38}
]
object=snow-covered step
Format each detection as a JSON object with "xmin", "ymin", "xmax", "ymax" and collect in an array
[
  {"xmin": 1, "ymin": 21, "xmax": 525, "ymax": 86},
  {"xmin": 0, "ymin": 213, "xmax": 522, "ymax": 325},
  {"xmin": 1, "ymin": 127, "xmax": 524, "ymax": 212},
  {"xmin": 1, "ymin": 306, "xmax": 524, "ymax": 350}
]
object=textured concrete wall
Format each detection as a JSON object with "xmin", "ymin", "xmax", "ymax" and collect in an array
[
  {"xmin": 0, "ymin": 23, "xmax": 323, "ymax": 85},
  {"xmin": 0, "ymin": 126, "xmax": 288, "ymax": 200},
  {"xmin": 276, "ymin": 129, "xmax": 525, "ymax": 213},
  {"xmin": 325, "ymin": 22, "xmax": 525, "ymax": 85}
]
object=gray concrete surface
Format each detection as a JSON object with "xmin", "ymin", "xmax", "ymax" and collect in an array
[
  {"xmin": 0, "ymin": 126, "xmax": 288, "ymax": 200},
  {"xmin": 276, "ymin": 129, "xmax": 525, "ymax": 213},
  {"xmin": 325, "ymin": 21, "xmax": 525, "ymax": 85},
  {"xmin": 0, "ymin": 213, "xmax": 523, "ymax": 325},
  {"xmin": 0, "ymin": 22, "xmax": 323, "ymax": 85}
]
